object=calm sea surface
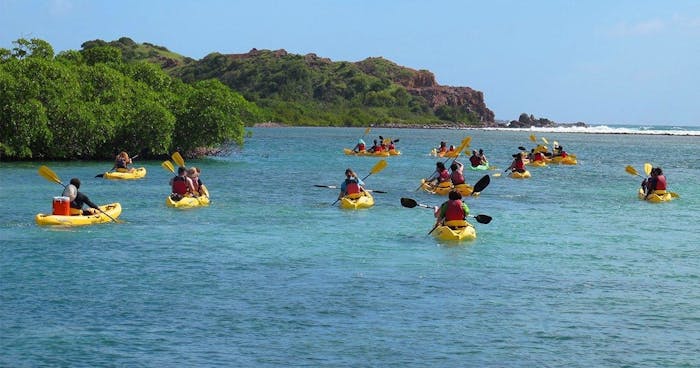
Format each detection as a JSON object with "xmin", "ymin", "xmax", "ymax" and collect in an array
[{"xmin": 1, "ymin": 127, "xmax": 699, "ymax": 367}]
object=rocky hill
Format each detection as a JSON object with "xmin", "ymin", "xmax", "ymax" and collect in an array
[{"xmin": 83, "ymin": 38, "xmax": 495, "ymax": 126}]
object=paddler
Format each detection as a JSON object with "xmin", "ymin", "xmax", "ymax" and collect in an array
[
  {"xmin": 426, "ymin": 161, "xmax": 450, "ymax": 186},
  {"xmin": 170, "ymin": 166, "xmax": 196, "ymax": 201},
  {"xmin": 339, "ymin": 168, "xmax": 365, "ymax": 199},
  {"xmin": 433, "ymin": 190, "xmax": 470, "ymax": 229},
  {"xmin": 63, "ymin": 178, "xmax": 100, "ymax": 215},
  {"xmin": 352, "ymin": 139, "xmax": 366, "ymax": 153},
  {"xmin": 450, "ymin": 160, "xmax": 466, "ymax": 185},
  {"xmin": 643, "ymin": 167, "xmax": 667, "ymax": 199},
  {"xmin": 506, "ymin": 152, "xmax": 526, "ymax": 173}
]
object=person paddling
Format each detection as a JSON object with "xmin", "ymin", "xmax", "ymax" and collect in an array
[
  {"xmin": 469, "ymin": 150, "xmax": 481, "ymax": 167},
  {"xmin": 433, "ymin": 190, "xmax": 470, "ymax": 229},
  {"xmin": 427, "ymin": 161, "xmax": 450, "ymax": 186},
  {"xmin": 643, "ymin": 167, "xmax": 667, "ymax": 199},
  {"xmin": 62, "ymin": 178, "xmax": 100, "ymax": 215},
  {"xmin": 339, "ymin": 168, "xmax": 365, "ymax": 199},
  {"xmin": 113, "ymin": 151, "xmax": 135, "ymax": 172},
  {"xmin": 170, "ymin": 166, "xmax": 196, "ymax": 201},
  {"xmin": 478, "ymin": 149, "xmax": 488, "ymax": 164},
  {"xmin": 353, "ymin": 139, "xmax": 366, "ymax": 153},
  {"xmin": 450, "ymin": 160, "xmax": 466, "ymax": 185},
  {"xmin": 507, "ymin": 153, "xmax": 526, "ymax": 173}
]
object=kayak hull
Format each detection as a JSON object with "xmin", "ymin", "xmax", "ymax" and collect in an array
[
  {"xmin": 528, "ymin": 160, "xmax": 547, "ymax": 167},
  {"xmin": 103, "ymin": 167, "xmax": 147, "ymax": 180},
  {"xmin": 343, "ymin": 148, "xmax": 390, "ymax": 157},
  {"xmin": 35, "ymin": 203, "xmax": 122, "ymax": 226},
  {"xmin": 550, "ymin": 156, "xmax": 577, "ymax": 165},
  {"xmin": 166, "ymin": 193, "xmax": 210, "ymax": 208},
  {"xmin": 509, "ymin": 170, "xmax": 532, "ymax": 179},
  {"xmin": 420, "ymin": 180, "xmax": 474, "ymax": 196},
  {"xmin": 432, "ymin": 222, "xmax": 477, "ymax": 241},
  {"xmin": 468, "ymin": 163, "xmax": 490, "ymax": 171},
  {"xmin": 339, "ymin": 191, "xmax": 374, "ymax": 209},
  {"xmin": 638, "ymin": 188, "xmax": 672, "ymax": 203}
]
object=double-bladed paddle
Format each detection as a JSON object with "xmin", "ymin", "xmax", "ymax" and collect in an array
[
  {"xmin": 314, "ymin": 185, "xmax": 387, "ymax": 193},
  {"xmin": 38, "ymin": 165, "xmax": 122, "ymax": 223},
  {"xmin": 399, "ymin": 197, "xmax": 492, "ymax": 225},
  {"xmin": 332, "ymin": 159, "xmax": 388, "ymax": 206},
  {"xmin": 625, "ymin": 164, "xmax": 680, "ymax": 199},
  {"xmin": 162, "ymin": 160, "xmax": 175, "ymax": 173}
]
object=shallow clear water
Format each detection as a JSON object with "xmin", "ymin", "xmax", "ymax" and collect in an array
[{"xmin": 1, "ymin": 127, "xmax": 699, "ymax": 367}]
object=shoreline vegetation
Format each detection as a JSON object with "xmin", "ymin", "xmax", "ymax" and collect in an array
[{"xmin": 2, "ymin": 37, "xmax": 696, "ymax": 162}]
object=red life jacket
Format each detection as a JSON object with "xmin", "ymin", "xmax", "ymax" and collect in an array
[
  {"xmin": 655, "ymin": 175, "xmax": 667, "ymax": 190},
  {"xmin": 445, "ymin": 200, "xmax": 466, "ymax": 221},
  {"xmin": 561, "ymin": 151, "xmax": 567, "ymax": 158},
  {"xmin": 345, "ymin": 180, "xmax": 360, "ymax": 194},
  {"xmin": 438, "ymin": 169, "xmax": 450, "ymax": 182},
  {"xmin": 534, "ymin": 152, "xmax": 544, "ymax": 161},
  {"xmin": 374, "ymin": 145, "xmax": 383, "ymax": 152},
  {"xmin": 172, "ymin": 176, "xmax": 188, "ymax": 195},
  {"xmin": 358, "ymin": 143, "xmax": 365, "ymax": 151},
  {"xmin": 469, "ymin": 155, "xmax": 481, "ymax": 167},
  {"xmin": 515, "ymin": 160, "xmax": 525, "ymax": 171},
  {"xmin": 451, "ymin": 170, "xmax": 465, "ymax": 185},
  {"xmin": 388, "ymin": 143, "xmax": 395, "ymax": 150}
]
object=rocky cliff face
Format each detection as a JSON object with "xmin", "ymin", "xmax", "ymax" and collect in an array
[{"xmin": 356, "ymin": 58, "xmax": 495, "ymax": 123}]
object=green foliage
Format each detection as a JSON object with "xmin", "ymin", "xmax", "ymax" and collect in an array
[
  {"xmin": 0, "ymin": 38, "xmax": 254, "ymax": 160},
  {"xmin": 81, "ymin": 45, "xmax": 122, "ymax": 65},
  {"xmin": 172, "ymin": 49, "xmax": 482, "ymax": 126}
]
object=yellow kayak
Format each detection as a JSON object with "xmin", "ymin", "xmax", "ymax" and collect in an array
[
  {"xmin": 419, "ymin": 180, "xmax": 474, "ymax": 196},
  {"xmin": 550, "ymin": 156, "xmax": 577, "ymax": 165},
  {"xmin": 638, "ymin": 188, "xmax": 672, "ymax": 203},
  {"xmin": 420, "ymin": 179, "xmax": 452, "ymax": 195},
  {"xmin": 509, "ymin": 170, "xmax": 532, "ymax": 179},
  {"xmin": 343, "ymin": 148, "xmax": 390, "ymax": 157},
  {"xmin": 432, "ymin": 220, "xmax": 477, "ymax": 241},
  {"xmin": 166, "ymin": 187, "xmax": 211, "ymax": 208},
  {"xmin": 102, "ymin": 167, "xmax": 147, "ymax": 180},
  {"xmin": 339, "ymin": 191, "xmax": 374, "ymax": 209},
  {"xmin": 35, "ymin": 203, "xmax": 122, "ymax": 226},
  {"xmin": 527, "ymin": 160, "xmax": 547, "ymax": 167}
]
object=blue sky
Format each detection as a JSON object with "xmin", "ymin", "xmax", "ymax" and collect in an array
[{"xmin": 2, "ymin": 0, "xmax": 699, "ymax": 126}]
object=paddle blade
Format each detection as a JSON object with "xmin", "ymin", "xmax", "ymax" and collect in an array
[
  {"xmin": 529, "ymin": 134, "xmax": 536, "ymax": 142},
  {"xmin": 370, "ymin": 159, "xmax": 388, "ymax": 175},
  {"xmin": 541, "ymin": 137, "xmax": 549, "ymax": 144},
  {"xmin": 670, "ymin": 192, "xmax": 680, "ymax": 198},
  {"xmin": 472, "ymin": 175, "xmax": 490, "ymax": 194},
  {"xmin": 518, "ymin": 146, "xmax": 526, "ymax": 151},
  {"xmin": 161, "ymin": 160, "xmax": 175, "ymax": 173},
  {"xmin": 644, "ymin": 163, "xmax": 652, "ymax": 175},
  {"xmin": 314, "ymin": 184, "xmax": 338, "ymax": 189},
  {"xmin": 625, "ymin": 165, "xmax": 639, "ymax": 177},
  {"xmin": 95, "ymin": 173, "xmax": 104, "ymax": 178},
  {"xmin": 172, "ymin": 152, "xmax": 185, "ymax": 168},
  {"xmin": 363, "ymin": 127, "xmax": 371, "ymax": 136},
  {"xmin": 474, "ymin": 214, "xmax": 492, "ymax": 224},
  {"xmin": 400, "ymin": 197, "xmax": 418, "ymax": 208},
  {"xmin": 38, "ymin": 165, "xmax": 62, "ymax": 185},
  {"xmin": 462, "ymin": 136, "xmax": 472, "ymax": 147}
]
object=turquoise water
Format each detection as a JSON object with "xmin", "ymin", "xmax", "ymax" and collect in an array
[{"xmin": 1, "ymin": 127, "xmax": 699, "ymax": 367}]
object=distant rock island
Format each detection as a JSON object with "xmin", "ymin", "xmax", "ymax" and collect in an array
[{"xmin": 504, "ymin": 113, "xmax": 588, "ymax": 128}]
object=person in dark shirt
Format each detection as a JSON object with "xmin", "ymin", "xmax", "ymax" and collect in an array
[{"xmin": 62, "ymin": 178, "xmax": 100, "ymax": 215}]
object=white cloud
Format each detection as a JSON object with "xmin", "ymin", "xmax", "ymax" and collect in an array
[
  {"xmin": 609, "ymin": 19, "xmax": 665, "ymax": 37},
  {"xmin": 48, "ymin": 0, "xmax": 74, "ymax": 16}
]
